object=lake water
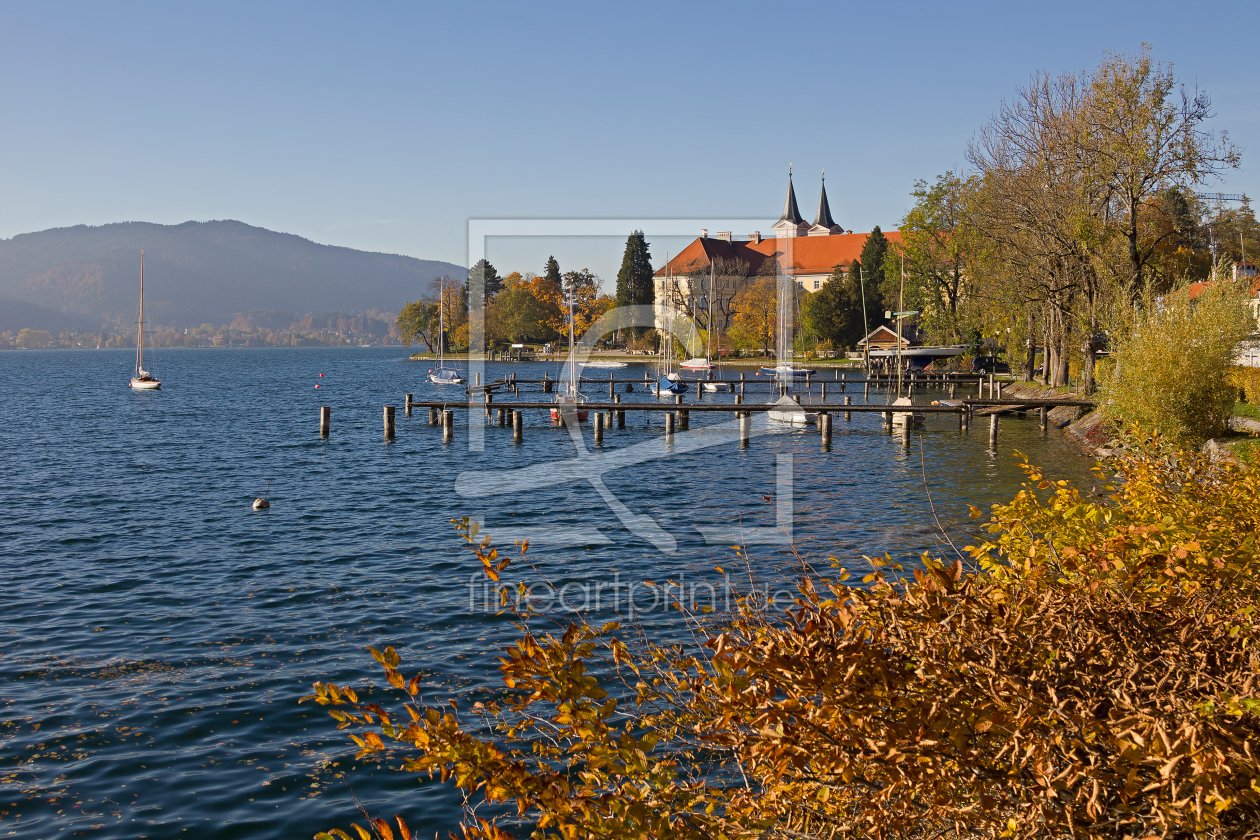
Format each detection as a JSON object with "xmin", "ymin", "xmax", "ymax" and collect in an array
[{"xmin": 0, "ymin": 348, "xmax": 1098, "ymax": 839}]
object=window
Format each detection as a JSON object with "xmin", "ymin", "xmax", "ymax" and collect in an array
[{"xmin": 813, "ymin": 280, "xmax": 821, "ymax": 290}]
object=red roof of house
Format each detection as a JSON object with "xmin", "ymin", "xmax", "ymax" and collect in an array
[{"xmin": 655, "ymin": 231, "xmax": 902, "ymax": 278}]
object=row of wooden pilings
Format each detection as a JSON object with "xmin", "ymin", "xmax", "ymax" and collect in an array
[
  {"xmin": 318, "ymin": 385, "xmax": 1057, "ymax": 447},
  {"xmin": 318, "ymin": 398, "xmax": 1040, "ymax": 449}
]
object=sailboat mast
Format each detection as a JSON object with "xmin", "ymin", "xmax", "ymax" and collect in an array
[
  {"xmin": 438, "ymin": 277, "xmax": 444, "ymax": 368},
  {"xmin": 136, "ymin": 250, "xmax": 145, "ymax": 374},
  {"xmin": 897, "ymin": 254, "xmax": 905, "ymax": 399},
  {"xmin": 568, "ymin": 290, "xmax": 576, "ymax": 394},
  {"xmin": 707, "ymin": 261, "xmax": 714, "ymax": 362}
]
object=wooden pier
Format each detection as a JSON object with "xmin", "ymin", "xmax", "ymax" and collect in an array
[{"xmin": 322, "ymin": 386, "xmax": 1095, "ymax": 448}]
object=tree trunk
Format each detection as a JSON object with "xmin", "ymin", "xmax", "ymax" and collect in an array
[
  {"xmin": 1054, "ymin": 315, "xmax": 1071, "ymax": 388},
  {"xmin": 1042, "ymin": 313, "xmax": 1055, "ymax": 387},
  {"xmin": 1023, "ymin": 311, "xmax": 1036, "ymax": 382},
  {"xmin": 1080, "ymin": 314, "xmax": 1098, "ymax": 395}
]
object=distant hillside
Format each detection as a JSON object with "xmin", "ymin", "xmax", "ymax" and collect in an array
[{"xmin": 0, "ymin": 220, "xmax": 464, "ymax": 330}]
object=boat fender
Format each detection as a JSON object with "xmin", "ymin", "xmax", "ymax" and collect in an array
[{"xmin": 252, "ymin": 498, "xmax": 270, "ymax": 510}]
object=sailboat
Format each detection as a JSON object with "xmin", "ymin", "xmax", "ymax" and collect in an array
[
  {"xmin": 429, "ymin": 277, "xmax": 465, "ymax": 385},
  {"xmin": 652, "ymin": 259, "xmax": 688, "ymax": 397},
  {"xmin": 129, "ymin": 250, "xmax": 161, "ymax": 390},
  {"xmin": 551, "ymin": 291, "xmax": 589, "ymax": 423},
  {"xmin": 682, "ymin": 261, "xmax": 715, "ymax": 372},
  {"xmin": 889, "ymin": 254, "xmax": 924, "ymax": 429},
  {"xmin": 694, "ymin": 262, "xmax": 732, "ymax": 391},
  {"xmin": 765, "ymin": 268, "xmax": 818, "ymax": 424}
]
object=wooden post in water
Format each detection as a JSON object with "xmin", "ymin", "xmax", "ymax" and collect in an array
[
  {"xmin": 989, "ymin": 413, "xmax": 998, "ymax": 446},
  {"xmin": 665, "ymin": 412, "xmax": 675, "ymax": 438},
  {"xmin": 319, "ymin": 405, "xmax": 330, "ymax": 437},
  {"xmin": 820, "ymin": 412, "xmax": 832, "ymax": 447},
  {"xmin": 883, "ymin": 410, "xmax": 892, "ymax": 433},
  {"xmin": 513, "ymin": 410, "xmax": 523, "ymax": 442},
  {"xmin": 475, "ymin": 373, "xmax": 480, "ymax": 386},
  {"xmin": 821, "ymin": 381, "xmax": 827, "ymax": 401},
  {"xmin": 384, "ymin": 405, "xmax": 395, "ymax": 439},
  {"xmin": 499, "ymin": 408, "xmax": 507, "ymax": 427},
  {"xmin": 679, "ymin": 408, "xmax": 689, "ymax": 430},
  {"xmin": 739, "ymin": 372, "xmax": 745, "ymax": 396},
  {"xmin": 1040, "ymin": 406, "xmax": 1048, "ymax": 432},
  {"xmin": 996, "ymin": 381, "xmax": 1003, "ymax": 400},
  {"xmin": 735, "ymin": 394, "xmax": 743, "ymax": 405},
  {"xmin": 405, "ymin": 393, "xmax": 413, "ymax": 416},
  {"xmin": 615, "ymin": 393, "xmax": 624, "ymax": 428},
  {"xmin": 443, "ymin": 410, "xmax": 454, "ymax": 441},
  {"xmin": 864, "ymin": 379, "xmax": 870, "ymax": 400},
  {"xmin": 961, "ymin": 406, "xmax": 969, "ymax": 431},
  {"xmin": 594, "ymin": 412, "xmax": 604, "ymax": 444},
  {"xmin": 739, "ymin": 411, "xmax": 751, "ymax": 447},
  {"xmin": 429, "ymin": 407, "xmax": 438, "ymax": 425},
  {"xmin": 949, "ymin": 382, "xmax": 956, "ymax": 399},
  {"xmin": 844, "ymin": 394, "xmax": 852, "ymax": 421},
  {"xmin": 840, "ymin": 373, "xmax": 846, "ymax": 393}
]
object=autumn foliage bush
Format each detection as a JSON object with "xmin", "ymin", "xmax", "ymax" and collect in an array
[{"xmin": 308, "ymin": 443, "xmax": 1260, "ymax": 840}]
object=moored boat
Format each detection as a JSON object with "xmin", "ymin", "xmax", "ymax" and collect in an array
[
  {"xmin": 129, "ymin": 250, "xmax": 161, "ymax": 390},
  {"xmin": 766, "ymin": 394, "xmax": 816, "ymax": 425}
]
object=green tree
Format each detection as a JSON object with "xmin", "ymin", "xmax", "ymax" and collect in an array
[
  {"xmin": 615, "ymin": 231, "xmax": 654, "ymax": 308},
  {"xmin": 469, "ymin": 259, "xmax": 502, "ymax": 302},
  {"xmin": 860, "ymin": 226, "xmax": 890, "ymax": 310},
  {"xmin": 487, "ymin": 285, "xmax": 559, "ymax": 344},
  {"xmin": 395, "ymin": 300, "xmax": 439, "ymax": 351},
  {"xmin": 893, "ymin": 173, "xmax": 975, "ymax": 343},
  {"xmin": 541, "ymin": 256, "xmax": 563, "ymax": 300}
]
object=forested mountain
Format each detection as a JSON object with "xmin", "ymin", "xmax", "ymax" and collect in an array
[{"xmin": 0, "ymin": 220, "xmax": 463, "ymax": 329}]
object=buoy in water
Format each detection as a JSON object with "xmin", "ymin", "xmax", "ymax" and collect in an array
[
  {"xmin": 315, "ymin": 384, "xmax": 321, "ymax": 389},
  {"xmin": 253, "ymin": 481, "xmax": 272, "ymax": 510},
  {"xmin": 625, "ymin": 383, "xmax": 634, "ymax": 393},
  {"xmin": 319, "ymin": 372, "xmax": 324, "ymax": 377}
]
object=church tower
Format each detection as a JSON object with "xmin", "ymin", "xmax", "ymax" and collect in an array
[
  {"xmin": 808, "ymin": 172, "xmax": 843, "ymax": 236},
  {"xmin": 772, "ymin": 168, "xmax": 809, "ymax": 239}
]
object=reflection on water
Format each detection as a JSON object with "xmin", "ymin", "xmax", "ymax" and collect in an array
[{"xmin": 0, "ymin": 348, "xmax": 1096, "ymax": 839}]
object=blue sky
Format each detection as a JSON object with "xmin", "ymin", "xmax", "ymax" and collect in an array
[{"xmin": 1, "ymin": 1, "xmax": 1256, "ymax": 287}]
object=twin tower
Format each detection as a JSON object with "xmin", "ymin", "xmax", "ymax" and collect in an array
[{"xmin": 771, "ymin": 169, "xmax": 846, "ymax": 238}]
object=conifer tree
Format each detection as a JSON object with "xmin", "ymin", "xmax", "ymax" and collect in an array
[
  {"xmin": 469, "ymin": 259, "xmax": 502, "ymax": 301},
  {"xmin": 615, "ymin": 231, "xmax": 654, "ymax": 308},
  {"xmin": 860, "ymin": 227, "xmax": 890, "ymax": 313},
  {"xmin": 542, "ymin": 256, "xmax": 563, "ymax": 298}
]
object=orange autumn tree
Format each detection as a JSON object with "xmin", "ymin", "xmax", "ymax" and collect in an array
[{"xmin": 308, "ymin": 440, "xmax": 1260, "ymax": 840}]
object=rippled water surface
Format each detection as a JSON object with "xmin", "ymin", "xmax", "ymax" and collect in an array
[{"xmin": 0, "ymin": 348, "xmax": 1098, "ymax": 839}]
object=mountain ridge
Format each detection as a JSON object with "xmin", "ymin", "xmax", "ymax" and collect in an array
[{"xmin": 0, "ymin": 220, "xmax": 464, "ymax": 330}]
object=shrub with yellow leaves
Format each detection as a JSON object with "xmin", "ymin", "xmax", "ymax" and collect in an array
[{"xmin": 307, "ymin": 444, "xmax": 1260, "ymax": 840}]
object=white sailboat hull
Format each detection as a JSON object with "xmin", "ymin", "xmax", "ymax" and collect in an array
[
  {"xmin": 129, "ymin": 378, "xmax": 161, "ymax": 390},
  {"xmin": 700, "ymin": 382, "xmax": 731, "ymax": 392},
  {"xmin": 766, "ymin": 395, "xmax": 816, "ymax": 425}
]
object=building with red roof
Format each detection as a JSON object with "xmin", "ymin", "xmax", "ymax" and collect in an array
[{"xmin": 653, "ymin": 172, "xmax": 900, "ymax": 333}]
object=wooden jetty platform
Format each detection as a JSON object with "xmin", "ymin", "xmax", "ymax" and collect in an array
[{"xmin": 316, "ymin": 388, "xmax": 1096, "ymax": 448}]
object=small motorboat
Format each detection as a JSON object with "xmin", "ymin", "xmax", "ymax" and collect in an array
[
  {"xmin": 680, "ymin": 357, "xmax": 713, "ymax": 371},
  {"xmin": 700, "ymin": 381, "xmax": 732, "ymax": 392},
  {"xmin": 766, "ymin": 394, "xmax": 817, "ymax": 426}
]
